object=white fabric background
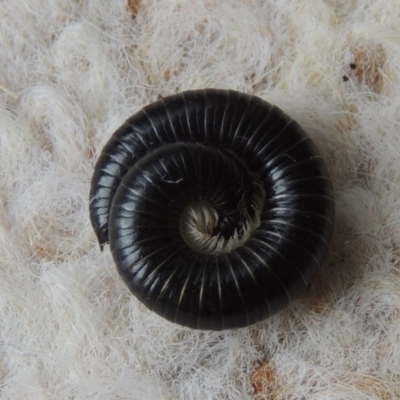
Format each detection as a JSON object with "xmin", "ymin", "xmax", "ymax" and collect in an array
[{"xmin": 1, "ymin": 1, "xmax": 400, "ymax": 399}]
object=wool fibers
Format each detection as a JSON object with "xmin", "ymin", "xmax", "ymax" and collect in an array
[{"xmin": 1, "ymin": 0, "xmax": 400, "ymax": 399}]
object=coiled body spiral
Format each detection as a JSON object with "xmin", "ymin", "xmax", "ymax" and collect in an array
[{"xmin": 89, "ymin": 89, "xmax": 334, "ymax": 330}]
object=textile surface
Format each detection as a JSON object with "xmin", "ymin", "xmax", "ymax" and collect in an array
[{"xmin": 1, "ymin": 1, "xmax": 400, "ymax": 399}]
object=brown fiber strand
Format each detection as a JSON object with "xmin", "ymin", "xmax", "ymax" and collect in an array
[{"xmin": 128, "ymin": 0, "xmax": 141, "ymax": 19}]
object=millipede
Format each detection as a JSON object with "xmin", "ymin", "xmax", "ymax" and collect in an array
[{"xmin": 89, "ymin": 89, "xmax": 335, "ymax": 330}]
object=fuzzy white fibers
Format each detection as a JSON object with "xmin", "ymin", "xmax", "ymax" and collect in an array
[{"xmin": 1, "ymin": 0, "xmax": 400, "ymax": 399}]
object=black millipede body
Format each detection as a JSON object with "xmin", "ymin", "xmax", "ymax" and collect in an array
[{"xmin": 89, "ymin": 89, "xmax": 334, "ymax": 330}]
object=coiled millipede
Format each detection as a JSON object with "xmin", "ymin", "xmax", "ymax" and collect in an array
[{"xmin": 89, "ymin": 89, "xmax": 334, "ymax": 330}]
